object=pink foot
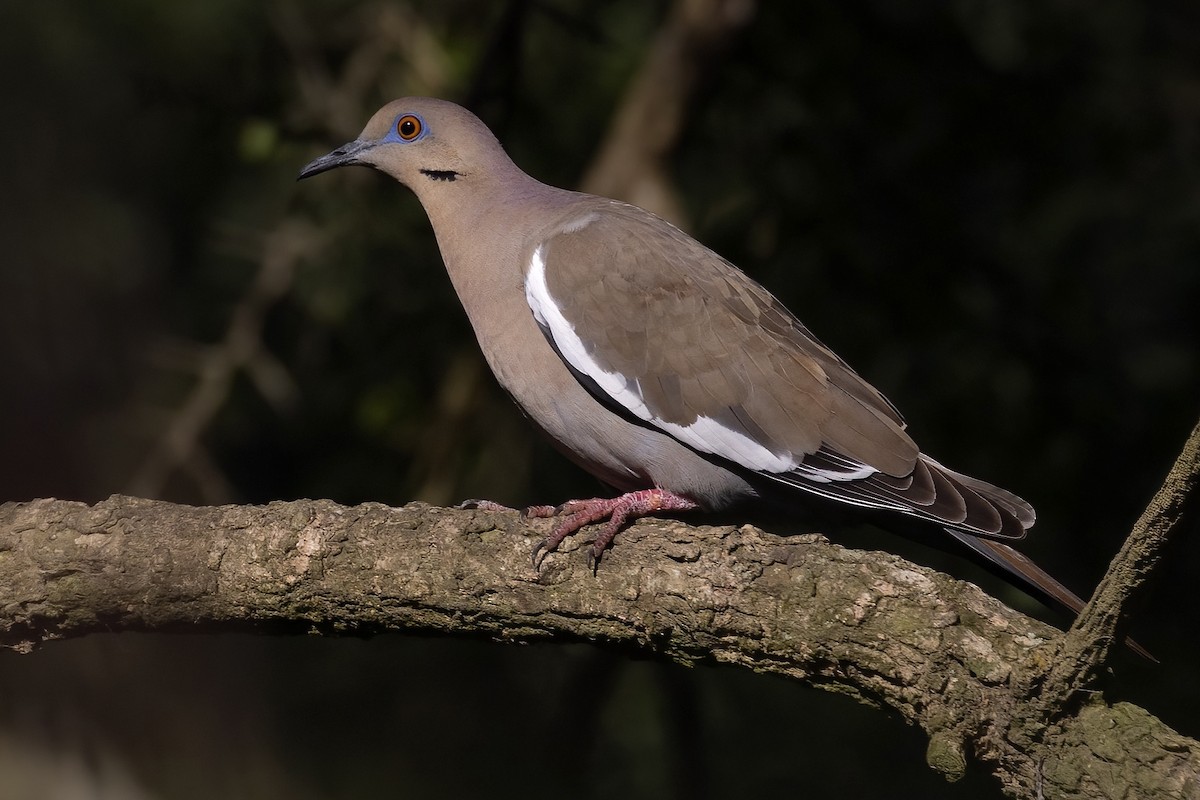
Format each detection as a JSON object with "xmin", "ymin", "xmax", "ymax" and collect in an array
[{"xmin": 529, "ymin": 488, "xmax": 699, "ymax": 570}]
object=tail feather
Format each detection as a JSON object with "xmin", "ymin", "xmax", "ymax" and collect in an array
[
  {"xmin": 943, "ymin": 528, "xmax": 1085, "ymax": 614},
  {"xmin": 935, "ymin": 460, "xmax": 1036, "ymax": 529},
  {"xmin": 764, "ymin": 449, "xmax": 1154, "ymax": 659},
  {"xmin": 770, "ymin": 451, "xmax": 1034, "ymax": 539},
  {"xmin": 924, "ymin": 460, "xmax": 970, "ymax": 525}
]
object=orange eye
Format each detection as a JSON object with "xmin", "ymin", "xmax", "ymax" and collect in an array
[{"xmin": 396, "ymin": 114, "xmax": 423, "ymax": 141}]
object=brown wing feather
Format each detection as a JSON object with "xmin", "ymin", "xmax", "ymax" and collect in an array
[
  {"xmin": 538, "ymin": 199, "xmax": 1034, "ymax": 540},
  {"xmin": 542, "ymin": 200, "xmax": 917, "ymax": 477}
]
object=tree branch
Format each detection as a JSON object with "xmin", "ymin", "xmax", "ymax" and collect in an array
[
  {"xmin": 1043, "ymin": 418, "xmax": 1200, "ymax": 702},
  {"xmin": 1, "ymin": 494, "xmax": 1195, "ymax": 799}
]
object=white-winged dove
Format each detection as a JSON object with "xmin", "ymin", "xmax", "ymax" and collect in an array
[{"xmin": 298, "ymin": 97, "xmax": 1088, "ymax": 622}]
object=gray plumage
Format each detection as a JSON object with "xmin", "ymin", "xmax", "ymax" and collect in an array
[{"xmin": 299, "ymin": 97, "xmax": 1090, "ymax": 623}]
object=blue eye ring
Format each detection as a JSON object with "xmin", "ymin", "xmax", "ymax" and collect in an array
[{"xmin": 388, "ymin": 113, "xmax": 426, "ymax": 143}]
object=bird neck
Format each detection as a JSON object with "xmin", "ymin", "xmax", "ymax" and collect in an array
[
  {"xmin": 414, "ymin": 170, "xmax": 582, "ymax": 384},
  {"xmin": 419, "ymin": 170, "xmax": 571, "ymax": 289}
]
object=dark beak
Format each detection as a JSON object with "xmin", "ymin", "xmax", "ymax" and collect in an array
[{"xmin": 297, "ymin": 139, "xmax": 376, "ymax": 180}]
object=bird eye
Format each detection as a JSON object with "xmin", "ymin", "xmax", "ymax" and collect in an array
[{"xmin": 396, "ymin": 114, "xmax": 423, "ymax": 141}]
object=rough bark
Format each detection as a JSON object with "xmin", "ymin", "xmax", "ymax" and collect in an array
[{"xmin": 0, "ymin": 494, "xmax": 1195, "ymax": 799}]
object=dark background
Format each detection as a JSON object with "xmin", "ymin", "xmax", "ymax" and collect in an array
[{"xmin": 1, "ymin": 1, "xmax": 1197, "ymax": 797}]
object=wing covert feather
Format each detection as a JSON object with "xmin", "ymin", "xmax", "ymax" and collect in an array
[{"xmin": 538, "ymin": 201, "xmax": 916, "ymax": 477}]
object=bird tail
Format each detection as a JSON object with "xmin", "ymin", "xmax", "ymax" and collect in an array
[
  {"xmin": 942, "ymin": 527, "xmax": 1084, "ymax": 614},
  {"xmin": 913, "ymin": 455, "xmax": 1035, "ymax": 539},
  {"xmin": 770, "ymin": 451, "xmax": 1036, "ymax": 540},
  {"xmin": 765, "ymin": 450, "xmax": 1153, "ymax": 658},
  {"xmin": 766, "ymin": 451, "xmax": 1155, "ymax": 659},
  {"xmin": 922, "ymin": 459, "xmax": 1156, "ymax": 659}
]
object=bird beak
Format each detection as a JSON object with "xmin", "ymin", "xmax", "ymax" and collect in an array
[{"xmin": 297, "ymin": 139, "xmax": 376, "ymax": 180}]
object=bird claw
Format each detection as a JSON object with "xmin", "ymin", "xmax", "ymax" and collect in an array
[
  {"xmin": 520, "ymin": 504, "xmax": 559, "ymax": 519},
  {"xmin": 525, "ymin": 489, "xmax": 698, "ymax": 572},
  {"xmin": 586, "ymin": 545, "xmax": 604, "ymax": 574},
  {"xmin": 529, "ymin": 518, "xmax": 576, "ymax": 569},
  {"xmin": 466, "ymin": 490, "xmax": 699, "ymax": 572}
]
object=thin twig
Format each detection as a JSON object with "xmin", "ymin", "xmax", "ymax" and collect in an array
[{"xmin": 1045, "ymin": 416, "xmax": 1200, "ymax": 698}]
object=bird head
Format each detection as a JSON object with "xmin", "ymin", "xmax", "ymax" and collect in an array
[{"xmin": 298, "ymin": 97, "xmax": 509, "ymax": 190}]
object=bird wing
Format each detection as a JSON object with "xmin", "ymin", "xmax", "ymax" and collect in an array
[
  {"xmin": 524, "ymin": 200, "xmax": 1030, "ymax": 539},
  {"xmin": 526, "ymin": 202, "xmax": 914, "ymax": 474}
]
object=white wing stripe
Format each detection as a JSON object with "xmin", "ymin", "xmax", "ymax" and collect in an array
[{"xmin": 526, "ymin": 246, "xmax": 804, "ymax": 473}]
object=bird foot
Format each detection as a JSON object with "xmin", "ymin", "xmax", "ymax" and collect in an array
[{"xmin": 528, "ymin": 488, "xmax": 699, "ymax": 571}]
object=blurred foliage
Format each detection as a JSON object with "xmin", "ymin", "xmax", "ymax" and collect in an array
[{"xmin": 0, "ymin": 1, "xmax": 1198, "ymax": 798}]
